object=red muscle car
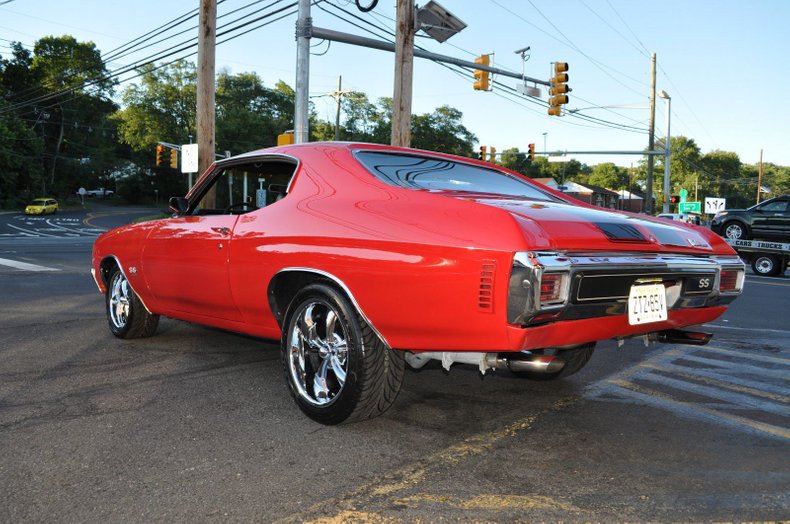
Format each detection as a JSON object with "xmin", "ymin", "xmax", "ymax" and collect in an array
[{"xmin": 91, "ymin": 142, "xmax": 744, "ymax": 424}]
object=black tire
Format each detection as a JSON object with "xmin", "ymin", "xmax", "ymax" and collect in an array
[
  {"xmin": 106, "ymin": 268, "xmax": 159, "ymax": 338},
  {"xmin": 510, "ymin": 343, "xmax": 595, "ymax": 381},
  {"xmin": 281, "ymin": 283, "xmax": 405, "ymax": 425},
  {"xmin": 723, "ymin": 221, "xmax": 749, "ymax": 240},
  {"xmin": 751, "ymin": 255, "xmax": 781, "ymax": 277}
]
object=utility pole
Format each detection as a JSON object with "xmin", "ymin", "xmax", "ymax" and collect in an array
[
  {"xmin": 392, "ymin": 0, "xmax": 415, "ymax": 147},
  {"xmin": 327, "ymin": 76, "xmax": 352, "ymax": 141},
  {"xmin": 645, "ymin": 52, "xmax": 657, "ymax": 214},
  {"xmin": 757, "ymin": 148, "xmax": 764, "ymax": 203},
  {"xmin": 295, "ymin": 0, "xmax": 311, "ymax": 143},
  {"xmin": 197, "ymin": 0, "xmax": 216, "ymax": 203},
  {"xmin": 335, "ymin": 76, "xmax": 343, "ymax": 141}
]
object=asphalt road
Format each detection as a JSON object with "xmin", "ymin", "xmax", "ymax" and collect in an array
[{"xmin": 0, "ymin": 206, "xmax": 788, "ymax": 522}]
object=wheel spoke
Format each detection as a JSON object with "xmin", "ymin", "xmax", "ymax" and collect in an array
[
  {"xmin": 290, "ymin": 325, "xmax": 307, "ymax": 378},
  {"xmin": 325, "ymin": 309, "xmax": 337, "ymax": 340},
  {"xmin": 300, "ymin": 304, "xmax": 321, "ymax": 349},
  {"xmin": 330, "ymin": 355, "xmax": 346, "ymax": 385},
  {"xmin": 312, "ymin": 357, "xmax": 331, "ymax": 402}
]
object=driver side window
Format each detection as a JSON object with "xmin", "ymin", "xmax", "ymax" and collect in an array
[{"xmin": 190, "ymin": 159, "xmax": 296, "ymax": 215}]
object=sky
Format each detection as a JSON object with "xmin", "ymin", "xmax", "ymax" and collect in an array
[{"xmin": 1, "ymin": 0, "xmax": 788, "ymax": 169}]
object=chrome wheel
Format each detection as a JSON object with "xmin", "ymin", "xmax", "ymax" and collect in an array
[
  {"xmin": 287, "ymin": 300, "xmax": 349, "ymax": 407},
  {"xmin": 109, "ymin": 272, "xmax": 131, "ymax": 329},
  {"xmin": 725, "ymin": 222, "xmax": 745, "ymax": 239}
]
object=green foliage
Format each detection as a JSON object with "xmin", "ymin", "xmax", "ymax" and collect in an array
[
  {"xmin": 217, "ymin": 72, "xmax": 294, "ymax": 151},
  {"xmin": 0, "ymin": 36, "xmax": 117, "ymax": 205},
  {"xmin": 411, "ymin": 105, "xmax": 476, "ymax": 156},
  {"xmin": 588, "ymin": 162, "xmax": 628, "ymax": 189},
  {"xmin": 0, "ymin": 101, "xmax": 44, "ymax": 207},
  {"xmin": 114, "ymin": 61, "xmax": 197, "ymax": 152}
]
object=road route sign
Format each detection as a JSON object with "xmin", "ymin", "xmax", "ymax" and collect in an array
[
  {"xmin": 679, "ymin": 201, "xmax": 701, "ymax": 214},
  {"xmin": 181, "ymin": 144, "xmax": 199, "ymax": 173},
  {"xmin": 705, "ymin": 197, "xmax": 726, "ymax": 214}
]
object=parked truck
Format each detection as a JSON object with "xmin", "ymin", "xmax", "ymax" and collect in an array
[{"xmin": 725, "ymin": 238, "xmax": 790, "ymax": 277}]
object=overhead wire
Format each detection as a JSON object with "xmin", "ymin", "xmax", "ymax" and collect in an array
[
  {"xmin": 322, "ymin": 1, "xmax": 647, "ymax": 136},
  {"xmin": 0, "ymin": 1, "xmax": 302, "ymax": 116}
]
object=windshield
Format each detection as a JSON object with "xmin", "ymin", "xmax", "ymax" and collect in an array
[{"xmin": 356, "ymin": 151, "xmax": 558, "ymax": 201}]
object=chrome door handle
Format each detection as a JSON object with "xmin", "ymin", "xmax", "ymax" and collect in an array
[{"xmin": 211, "ymin": 226, "xmax": 231, "ymax": 236}]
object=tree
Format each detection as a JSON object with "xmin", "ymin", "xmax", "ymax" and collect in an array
[
  {"xmin": 0, "ymin": 100, "xmax": 44, "ymax": 207},
  {"xmin": 217, "ymin": 72, "xmax": 294, "ymax": 151},
  {"xmin": 588, "ymin": 162, "xmax": 628, "ymax": 190},
  {"xmin": 411, "ymin": 105, "xmax": 476, "ymax": 156},
  {"xmin": 499, "ymin": 147, "xmax": 530, "ymax": 175},
  {"xmin": 30, "ymin": 36, "xmax": 116, "ymax": 193},
  {"xmin": 0, "ymin": 37, "xmax": 116, "ymax": 200},
  {"xmin": 115, "ymin": 61, "xmax": 197, "ymax": 152}
]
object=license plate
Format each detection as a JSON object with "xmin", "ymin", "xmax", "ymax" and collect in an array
[{"xmin": 628, "ymin": 283, "xmax": 667, "ymax": 325}]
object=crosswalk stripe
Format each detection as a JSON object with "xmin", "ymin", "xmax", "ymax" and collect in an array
[
  {"xmin": 700, "ymin": 345, "xmax": 790, "ymax": 366},
  {"xmin": 642, "ymin": 362, "xmax": 790, "ymax": 402},
  {"xmin": 606, "ymin": 379, "xmax": 790, "ymax": 440},
  {"xmin": 0, "ymin": 257, "xmax": 60, "ymax": 272},
  {"xmin": 588, "ymin": 343, "xmax": 790, "ymax": 440}
]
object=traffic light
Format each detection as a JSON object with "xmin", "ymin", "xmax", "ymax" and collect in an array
[
  {"xmin": 548, "ymin": 62, "xmax": 570, "ymax": 116},
  {"xmin": 670, "ymin": 195, "xmax": 680, "ymax": 204},
  {"xmin": 488, "ymin": 146, "xmax": 496, "ymax": 163},
  {"xmin": 169, "ymin": 149, "xmax": 178, "ymax": 169},
  {"xmin": 528, "ymin": 143, "xmax": 535, "ymax": 161},
  {"xmin": 155, "ymin": 144, "xmax": 165, "ymax": 166},
  {"xmin": 479, "ymin": 145, "xmax": 487, "ymax": 160},
  {"xmin": 473, "ymin": 54, "xmax": 490, "ymax": 91}
]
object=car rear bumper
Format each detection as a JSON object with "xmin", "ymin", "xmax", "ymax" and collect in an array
[
  {"xmin": 506, "ymin": 305, "xmax": 726, "ymax": 351},
  {"xmin": 503, "ymin": 251, "xmax": 743, "ymax": 350}
]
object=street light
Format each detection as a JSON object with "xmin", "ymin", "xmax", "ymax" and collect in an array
[
  {"xmin": 658, "ymin": 90, "xmax": 671, "ymax": 213},
  {"xmin": 542, "ymin": 132, "xmax": 547, "ymax": 154}
]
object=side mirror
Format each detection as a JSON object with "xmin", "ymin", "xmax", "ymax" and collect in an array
[{"xmin": 169, "ymin": 196, "xmax": 189, "ymax": 215}]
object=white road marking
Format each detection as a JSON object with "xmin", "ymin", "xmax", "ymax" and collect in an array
[
  {"xmin": 588, "ymin": 344, "xmax": 790, "ymax": 440},
  {"xmin": 6, "ymin": 224, "xmax": 59, "ymax": 237},
  {"xmin": 0, "ymin": 257, "xmax": 60, "ymax": 272}
]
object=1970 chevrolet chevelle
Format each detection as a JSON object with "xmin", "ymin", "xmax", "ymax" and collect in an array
[{"xmin": 92, "ymin": 142, "xmax": 744, "ymax": 424}]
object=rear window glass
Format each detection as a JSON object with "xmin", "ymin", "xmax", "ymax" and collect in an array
[{"xmin": 355, "ymin": 151, "xmax": 556, "ymax": 201}]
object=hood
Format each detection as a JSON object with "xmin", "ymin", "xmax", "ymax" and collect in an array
[{"xmin": 467, "ymin": 196, "xmax": 730, "ymax": 254}]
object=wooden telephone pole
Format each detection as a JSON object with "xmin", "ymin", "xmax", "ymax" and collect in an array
[
  {"xmin": 645, "ymin": 52, "xmax": 657, "ymax": 214},
  {"xmin": 392, "ymin": 0, "xmax": 415, "ymax": 147},
  {"xmin": 197, "ymin": 0, "xmax": 216, "ymax": 184}
]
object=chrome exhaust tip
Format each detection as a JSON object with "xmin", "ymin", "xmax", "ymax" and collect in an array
[{"xmin": 497, "ymin": 352, "xmax": 565, "ymax": 374}]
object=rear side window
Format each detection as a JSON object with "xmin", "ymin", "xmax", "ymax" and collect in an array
[{"xmin": 355, "ymin": 151, "xmax": 557, "ymax": 201}]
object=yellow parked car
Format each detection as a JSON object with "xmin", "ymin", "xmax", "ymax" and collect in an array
[{"xmin": 24, "ymin": 198, "xmax": 59, "ymax": 215}]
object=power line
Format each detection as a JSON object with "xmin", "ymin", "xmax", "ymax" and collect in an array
[
  {"xmin": 323, "ymin": 2, "xmax": 648, "ymax": 136},
  {"xmin": 1, "ymin": 1, "xmax": 301, "ymax": 116}
]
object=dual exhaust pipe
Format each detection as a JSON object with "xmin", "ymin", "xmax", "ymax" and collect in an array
[
  {"xmin": 404, "ymin": 349, "xmax": 567, "ymax": 375},
  {"xmin": 405, "ymin": 329, "xmax": 712, "ymax": 375}
]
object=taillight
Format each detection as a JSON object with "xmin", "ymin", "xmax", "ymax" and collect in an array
[
  {"xmin": 719, "ymin": 269, "xmax": 743, "ymax": 293},
  {"xmin": 540, "ymin": 273, "xmax": 567, "ymax": 306}
]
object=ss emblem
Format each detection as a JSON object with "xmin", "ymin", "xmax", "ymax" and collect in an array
[{"xmin": 698, "ymin": 277, "xmax": 711, "ymax": 289}]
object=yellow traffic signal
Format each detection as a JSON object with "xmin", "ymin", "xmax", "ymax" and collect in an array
[
  {"xmin": 169, "ymin": 149, "xmax": 178, "ymax": 169},
  {"xmin": 488, "ymin": 146, "xmax": 496, "ymax": 163},
  {"xmin": 528, "ymin": 143, "xmax": 535, "ymax": 161},
  {"xmin": 277, "ymin": 131, "xmax": 295, "ymax": 146},
  {"xmin": 548, "ymin": 62, "xmax": 570, "ymax": 116},
  {"xmin": 155, "ymin": 144, "xmax": 165, "ymax": 166},
  {"xmin": 479, "ymin": 145, "xmax": 487, "ymax": 160},
  {"xmin": 473, "ymin": 54, "xmax": 490, "ymax": 91}
]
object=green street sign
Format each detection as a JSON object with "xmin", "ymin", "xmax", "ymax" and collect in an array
[{"xmin": 679, "ymin": 201, "xmax": 701, "ymax": 213}]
